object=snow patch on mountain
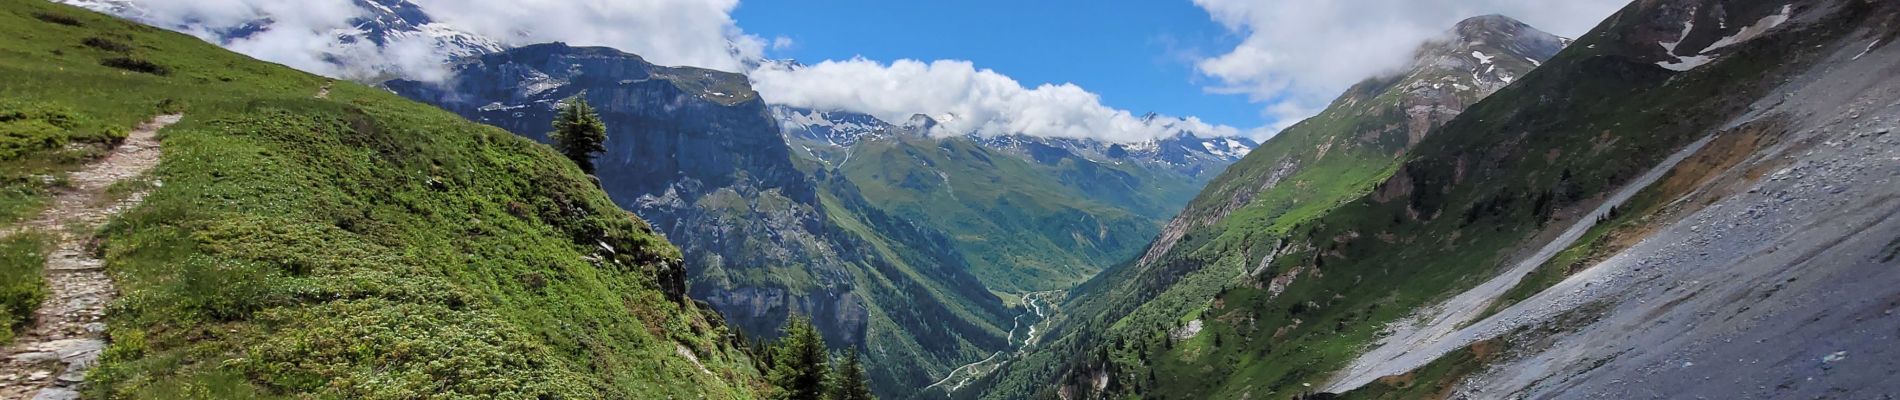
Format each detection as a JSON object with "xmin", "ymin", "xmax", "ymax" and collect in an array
[
  {"xmin": 1702, "ymin": 5, "xmax": 1792, "ymax": 53},
  {"xmin": 1654, "ymin": 4, "xmax": 1794, "ymax": 73}
]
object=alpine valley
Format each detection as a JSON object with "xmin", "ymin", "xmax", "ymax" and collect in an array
[
  {"xmin": 65, "ymin": 0, "xmax": 1261, "ymax": 397},
  {"xmin": 8, "ymin": 0, "xmax": 1900, "ymax": 399}
]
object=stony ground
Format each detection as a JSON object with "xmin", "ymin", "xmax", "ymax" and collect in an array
[
  {"xmin": 1330, "ymin": 17, "xmax": 1900, "ymax": 399},
  {"xmin": 0, "ymin": 114, "xmax": 178, "ymax": 400},
  {"xmin": 1326, "ymin": 133, "xmax": 1718, "ymax": 393},
  {"xmin": 1451, "ymin": 32, "xmax": 1900, "ymax": 400}
]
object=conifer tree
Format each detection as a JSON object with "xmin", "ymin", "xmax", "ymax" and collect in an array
[
  {"xmin": 768, "ymin": 316, "xmax": 832, "ymax": 400},
  {"xmin": 830, "ymin": 348, "xmax": 875, "ymax": 400},
  {"xmin": 549, "ymin": 96, "xmax": 608, "ymax": 174}
]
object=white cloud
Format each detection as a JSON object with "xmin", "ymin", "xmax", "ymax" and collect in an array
[
  {"xmin": 64, "ymin": 0, "xmax": 359, "ymax": 75},
  {"xmin": 59, "ymin": 0, "xmax": 492, "ymax": 81},
  {"xmin": 749, "ymin": 58, "xmax": 1240, "ymax": 143},
  {"xmin": 1192, "ymin": 0, "xmax": 1628, "ymax": 135},
  {"xmin": 411, "ymin": 0, "xmax": 756, "ymax": 72},
  {"xmin": 67, "ymin": 0, "xmax": 1241, "ymax": 143},
  {"xmin": 64, "ymin": 0, "xmax": 762, "ymax": 78}
]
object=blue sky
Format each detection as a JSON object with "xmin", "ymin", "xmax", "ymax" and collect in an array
[
  {"xmin": 734, "ymin": 0, "xmax": 1263, "ymax": 132},
  {"xmin": 96, "ymin": 0, "xmax": 1629, "ymax": 143},
  {"xmin": 730, "ymin": 0, "xmax": 1626, "ymax": 141}
]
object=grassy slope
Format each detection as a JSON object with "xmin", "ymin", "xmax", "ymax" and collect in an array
[
  {"xmin": 837, "ymin": 135, "xmax": 1198, "ymax": 292},
  {"xmin": 0, "ymin": 1, "xmax": 764, "ymax": 398},
  {"xmin": 0, "ymin": 12, "xmax": 143, "ymax": 338}
]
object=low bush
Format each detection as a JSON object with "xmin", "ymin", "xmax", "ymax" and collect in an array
[
  {"xmin": 0, "ymin": 233, "xmax": 48, "ymax": 343},
  {"xmin": 99, "ymin": 57, "xmax": 168, "ymax": 76}
]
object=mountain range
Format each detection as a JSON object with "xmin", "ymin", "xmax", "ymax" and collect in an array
[{"xmin": 14, "ymin": 0, "xmax": 1900, "ymax": 399}]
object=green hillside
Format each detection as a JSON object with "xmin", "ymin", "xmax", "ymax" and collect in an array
[
  {"xmin": 0, "ymin": 1, "xmax": 764, "ymax": 398},
  {"xmin": 833, "ymin": 135, "xmax": 1201, "ymax": 293}
]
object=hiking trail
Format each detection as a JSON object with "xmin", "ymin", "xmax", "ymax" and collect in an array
[{"xmin": 0, "ymin": 114, "xmax": 180, "ymax": 400}]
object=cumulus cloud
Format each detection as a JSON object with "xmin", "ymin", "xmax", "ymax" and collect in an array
[
  {"xmin": 750, "ymin": 58, "xmax": 1240, "ymax": 143},
  {"xmin": 1191, "ymin": 0, "xmax": 1628, "ymax": 134},
  {"xmin": 411, "ymin": 0, "xmax": 757, "ymax": 72}
]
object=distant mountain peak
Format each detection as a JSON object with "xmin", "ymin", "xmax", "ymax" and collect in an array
[
  {"xmin": 1448, "ymin": 14, "xmax": 1568, "ymax": 62},
  {"xmin": 772, "ymin": 106, "xmax": 1256, "ymax": 177}
]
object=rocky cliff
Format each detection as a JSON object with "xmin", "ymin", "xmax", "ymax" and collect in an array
[{"xmin": 389, "ymin": 43, "xmax": 1014, "ymax": 397}]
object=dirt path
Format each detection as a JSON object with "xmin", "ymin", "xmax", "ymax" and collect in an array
[{"xmin": 0, "ymin": 114, "xmax": 179, "ymax": 400}]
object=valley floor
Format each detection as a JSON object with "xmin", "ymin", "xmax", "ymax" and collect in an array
[{"xmin": 921, "ymin": 290, "xmax": 1063, "ymax": 397}]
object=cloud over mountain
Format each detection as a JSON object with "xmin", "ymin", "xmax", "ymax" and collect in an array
[
  {"xmin": 749, "ymin": 58, "xmax": 1241, "ymax": 143},
  {"xmin": 1190, "ymin": 0, "xmax": 1627, "ymax": 132},
  {"xmin": 411, "ymin": 0, "xmax": 771, "ymax": 73}
]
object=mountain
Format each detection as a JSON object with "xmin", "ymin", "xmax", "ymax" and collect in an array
[
  {"xmin": 974, "ymin": 130, "xmax": 1256, "ymax": 179},
  {"xmin": 52, "ymin": 0, "xmax": 503, "ymax": 78},
  {"xmin": 0, "ymin": 0, "xmax": 761, "ymax": 397},
  {"xmin": 1329, "ymin": 1, "xmax": 1900, "ymax": 398},
  {"xmin": 958, "ymin": 14, "xmax": 1570, "ymax": 399},
  {"xmin": 968, "ymin": 1, "xmax": 1900, "ymax": 399},
  {"xmin": 387, "ymin": 43, "xmax": 1017, "ymax": 398},
  {"xmin": 776, "ymin": 107, "xmax": 1255, "ymax": 292},
  {"xmin": 775, "ymin": 107, "xmax": 1256, "ymax": 179}
]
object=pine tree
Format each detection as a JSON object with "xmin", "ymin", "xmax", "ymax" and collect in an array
[
  {"xmin": 830, "ymin": 348, "xmax": 875, "ymax": 400},
  {"xmin": 768, "ymin": 316, "xmax": 832, "ymax": 400},
  {"xmin": 549, "ymin": 96, "xmax": 608, "ymax": 175}
]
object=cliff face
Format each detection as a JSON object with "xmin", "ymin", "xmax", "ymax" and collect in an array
[
  {"xmin": 391, "ymin": 43, "xmax": 856, "ymax": 338},
  {"xmin": 389, "ymin": 43, "xmax": 1013, "ymax": 397}
]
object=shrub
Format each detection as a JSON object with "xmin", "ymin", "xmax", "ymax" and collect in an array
[
  {"xmin": 32, "ymin": 12, "xmax": 79, "ymax": 27},
  {"xmin": 82, "ymin": 37, "xmax": 130, "ymax": 53},
  {"xmin": 0, "ymin": 234, "xmax": 48, "ymax": 341},
  {"xmin": 100, "ymin": 57, "xmax": 169, "ymax": 76}
]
